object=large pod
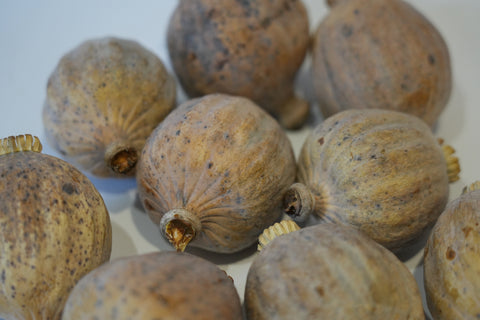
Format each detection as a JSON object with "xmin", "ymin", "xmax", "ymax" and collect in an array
[
  {"xmin": 62, "ymin": 251, "xmax": 243, "ymax": 320},
  {"xmin": 284, "ymin": 109, "xmax": 459, "ymax": 250},
  {"xmin": 245, "ymin": 222, "xmax": 425, "ymax": 319},
  {"xmin": 0, "ymin": 135, "xmax": 112, "ymax": 320},
  {"xmin": 167, "ymin": 0, "xmax": 310, "ymax": 129},
  {"xmin": 424, "ymin": 182, "xmax": 480, "ymax": 319},
  {"xmin": 136, "ymin": 94, "xmax": 296, "ymax": 253},
  {"xmin": 43, "ymin": 37, "xmax": 176, "ymax": 177},
  {"xmin": 311, "ymin": 0, "xmax": 452, "ymax": 127}
]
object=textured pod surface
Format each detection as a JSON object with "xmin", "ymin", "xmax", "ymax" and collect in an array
[
  {"xmin": 424, "ymin": 185, "xmax": 480, "ymax": 319},
  {"xmin": 245, "ymin": 223, "xmax": 425, "ymax": 319},
  {"xmin": 0, "ymin": 143, "xmax": 112, "ymax": 320},
  {"xmin": 311, "ymin": 0, "xmax": 451, "ymax": 126},
  {"xmin": 167, "ymin": 0, "xmax": 310, "ymax": 129},
  {"xmin": 62, "ymin": 251, "xmax": 243, "ymax": 320},
  {"xmin": 294, "ymin": 109, "xmax": 449, "ymax": 250},
  {"xmin": 43, "ymin": 36, "xmax": 176, "ymax": 177},
  {"xmin": 136, "ymin": 93, "xmax": 296, "ymax": 253}
]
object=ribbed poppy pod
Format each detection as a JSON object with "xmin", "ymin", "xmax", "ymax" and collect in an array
[
  {"xmin": 311, "ymin": 0, "xmax": 452, "ymax": 127},
  {"xmin": 43, "ymin": 36, "xmax": 176, "ymax": 177},
  {"xmin": 424, "ymin": 181, "xmax": 480, "ymax": 320},
  {"xmin": 284, "ymin": 109, "xmax": 460, "ymax": 250},
  {"xmin": 0, "ymin": 134, "xmax": 111, "ymax": 320},
  {"xmin": 245, "ymin": 220, "xmax": 425, "ymax": 319},
  {"xmin": 167, "ymin": 0, "xmax": 311, "ymax": 129},
  {"xmin": 62, "ymin": 251, "xmax": 243, "ymax": 320},
  {"xmin": 136, "ymin": 93, "xmax": 296, "ymax": 253}
]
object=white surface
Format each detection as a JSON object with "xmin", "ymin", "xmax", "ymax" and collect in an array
[{"xmin": 1, "ymin": 0, "xmax": 479, "ymax": 317}]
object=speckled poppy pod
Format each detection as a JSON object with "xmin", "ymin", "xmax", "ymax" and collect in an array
[
  {"xmin": 0, "ymin": 134, "xmax": 111, "ymax": 320},
  {"xmin": 43, "ymin": 36, "xmax": 176, "ymax": 177},
  {"xmin": 167, "ymin": 0, "xmax": 311, "ymax": 129},
  {"xmin": 311, "ymin": 0, "xmax": 452, "ymax": 127},
  {"xmin": 136, "ymin": 93, "xmax": 296, "ymax": 253},
  {"xmin": 245, "ymin": 221, "xmax": 425, "ymax": 319},
  {"xmin": 283, "ymin": 109, "xmax": 460, "ymax": 251},
  {"xmin": 61, "ymin": 251, "xmax": 243, "ymax": 320},
  {"xmin": 424, "ymin": 181, "xmax": 480, "ymax": 319}
]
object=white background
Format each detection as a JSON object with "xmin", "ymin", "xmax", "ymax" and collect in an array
[{"xmin": 1, "ymin": 1, "xmax": 479, "ymax": 318}]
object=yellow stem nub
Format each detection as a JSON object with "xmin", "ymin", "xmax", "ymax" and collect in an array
[
  {"xmin": 462, "ymin": 181, "xmax": 480, "ymax": 195},
  {"xmin": 257, "ymin": 220, "xmax": 300, "ymax": 251},
  {"xmin": 438, "ymin": 138, "xmax": 460, "ymax": 183},
  {"xmin": 165, "ymin": 219, "xmax": 195, "ymax": 252},
  {"xmin": 0, "ymin": 134, "xmax": 42, "ymax": 156}
]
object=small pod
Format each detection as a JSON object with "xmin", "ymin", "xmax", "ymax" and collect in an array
[
  {"xmin": 423, "ymin": 181, "xmax": 480, "ymax": 319},
  {"xmin": 284, "ymin": 109, "xmax": 460, "ymax": 250},
  {"xmin": 0, "ymin": 135, "xmax": 112, "ymax": 320},
  {"xmin": 61, "ymin": 251, "xmax": 243, "ymax": 320},
  {"xmin": 43, "ymin": 36, "xmax": 176, "ymax": 177},
  {"xmin": 136, "ymin": 93, "xmax": 296, "ymax": 253},
  {"xmin": 167, "ymin": 0, "xmax": 310, "ymax": 129},
  {"xmin": 311, "ymin": 0, "xmax": 452, "ymax": 127},
  {"xmin": 245, "ymin": 221, "xmax": 425, "ymax": 319}
]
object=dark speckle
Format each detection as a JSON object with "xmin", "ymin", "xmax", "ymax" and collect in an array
[
  {"xmin": 463, "ymin": 227, "xmax": 473, "ymax": 237},
  {"xmin": 316, "ymin": 286, "xmax": 325, "ymax": 296},
  {"xmin": 261, "ymin": 17, "xmax": 271, "ymax": 28},
  {"xmin": 318, "ymin": 137, "xmax": 324, "ymax": 145},
  {"xmin": 446, "ymin": 247, "xmax": 456, "ymax": 260},
  {"xmin": 176, "ymin": 130, "xmax": 181, "ymax": 136},
  {"xmin": 207, "ymin": 162, "xmax": 213, "ymax": 169},
  {"xmin": 428, "ymin": 54, "xmax": 436, "ymax": 65},
  {"xmin": 62, "ymin": 183, "xmax": 76, "ymax": 195},
  {"xmin": 341, "ymin": 24, "xmax": 353, "ymax": 38}
]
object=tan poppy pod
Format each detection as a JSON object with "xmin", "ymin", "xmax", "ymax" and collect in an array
[
  {"xmin": 284, "ymin": 109, "xmax": 460, "ymax": 250},
  {"xmin": 0, "ymin": 135, "xmax": 112, "ymax": 320},
  {"xmin": 167, "ymin": 0, "xmax": 310, "ymax": 129},
  {"xmin": 62, "ymin": 251, "xmax": 243, "ymax": 320},
  {"xmin": 43, "ymin": 36, "xmax": 176, "ymax": 177},
  {"xmin": 136, "ymin": 93, "xmax": 296, "ymax": 253},
  {"xmin": 424, "ymin": 181, "xmax": 480, "ymax": 319},
  {"xmin": 245, "ymin": 222, "xmax": 425, "ymax": 319},
  {"xmin": 311, "ymin": 0, "xmax": 452, "ymax": 127}
]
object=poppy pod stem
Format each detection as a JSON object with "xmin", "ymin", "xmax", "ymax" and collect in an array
[
  {"xmin": 160, "ymin": 209, "xmax": 202, "ymax": 252},
  {"xmin": 283, "ymin": 183, "xmax": 315, "ymax": 223},
  {"xmin": 104, "ymin": 142, "xmax": 138, "ymax": 175}
]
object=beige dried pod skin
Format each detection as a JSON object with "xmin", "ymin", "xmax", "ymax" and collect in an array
[
  {"xmin": 245, "ymin": 223, "xmax": 425, "ymax": 319},
  {"xmin": 43, "ymin": 36, "xmax": 176, "ymax": 177},
  {"xmin": 136, "ymin": 94, "xmax": 297, "ymax": 253},
  {"xmin": 311, "ymin": 0, "xmax": 452, "ymax": 127},
  {"xmin": 167, "ymin": 0, "xmax": 311, "ymax": 129},
  {"xmin": 424, "ymin": 181, "xmax": 480, "ymax": 319},
  {"xmin": 61, "ymin": 251, "xmax": 243, "ymax": 320},
  {"xmin": 0, "ymin": 134, "xmax": 112, "ymax": 320},
  {"xmin": 284, "ymin": 109, "xmax": 460, "ymax": 251}
]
